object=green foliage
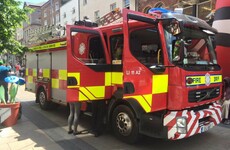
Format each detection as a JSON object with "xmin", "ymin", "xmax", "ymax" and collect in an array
[{"xmin": 0, "ymin": 0, "xmax": 32, "ymax": 54}]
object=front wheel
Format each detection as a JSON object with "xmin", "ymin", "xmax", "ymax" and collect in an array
[
  {"xmin": 112, "ymin": 105, "xmax": 139, "ymax": 144},
  {"xmin": 38, "ymin": 89, "xmax": 51, "ymax": 110}
]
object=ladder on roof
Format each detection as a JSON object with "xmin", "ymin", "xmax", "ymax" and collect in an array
[{"xmin": 96, "ymin": 8, "xmax": 122, "ymax": 26}]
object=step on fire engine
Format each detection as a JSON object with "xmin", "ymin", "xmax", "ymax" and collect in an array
[{"xmin": 25, "ymin": 8, "xmax": 222, "ymax": 143}]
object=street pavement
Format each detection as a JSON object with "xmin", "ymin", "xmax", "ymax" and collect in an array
[{"xmin": 0, "ymin": 85, "xmax": 230, "ymax": 150}]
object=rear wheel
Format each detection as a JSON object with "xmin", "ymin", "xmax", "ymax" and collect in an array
[
  {"xmin": 38, "ymin": 89, "xmax": 51, "ymax": 110},
  {"xmin": 112, "ymin": 105, "xmax": 139, "ymax": 144}
]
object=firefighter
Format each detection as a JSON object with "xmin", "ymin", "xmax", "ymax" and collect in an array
[{"xmin": 67, "ymin": 102, "xmax": 82, "ymax": 135}]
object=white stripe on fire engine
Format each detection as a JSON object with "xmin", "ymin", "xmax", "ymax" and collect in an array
[
  {"xmin": 213, "ymin": 20, "xmax": 230, "ymax": 34},
  {"xmin": 189, "ymin": 111, "xmax": 202, "ymax": 137},
  {"xmin": 205, "ymin": 109, "xmax": 219, "ymax": 125},
  {"xmin": 190, "ymin": 39, "xmax": 205, "ymax": 52},
  {"xmin": 164, "ymin": 111, "xmax": 177, "ymax": 126},
  {"xmin": 168, "ymin": 124, "xmax": 177, "ymax": 139},
  {"xmin": 186, "ymin": 111, "xmax": 197, "ymax": 138}
]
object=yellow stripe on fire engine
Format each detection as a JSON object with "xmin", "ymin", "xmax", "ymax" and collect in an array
[
  {"xmin": 67, "ymin": 72, "xmax": 80, "ymax": 88},
  {"xmin": 124, "ymin": 94, "xmax": 152, "ymax": 112},
  {"xmin": 28, "ymin": 76, "xmax": 33, "ymax": 83},
  {"xmin": 79, "ymin": 86, "xmax": 105, "ymax": 101},
  {"xmin": 186, "ymin": 74, "xmax": 222, "ymax": 86},
  {"xmin": 43, "ymin": 69, "xmax": 50, "ymax": 78},
  {"xmin": 26, "ymin": 68, "xmax": 28, "ymax": 76},
  {"xmin": 52, "ymin": 78, "xmax": 59, "ymax": 89},
  {"xmin": 59, "ymin": 70, "xmax": 67, "ymax": 80},
  {"xmin": 112, "ymin": 72, "xmax": 123, "ymax": 85},
  {"xmin": 105, "ymin": 72, "xmax": 123, "ymax": 86},
  {"xmin": 105, "ymin": 72, "xmax": 111, "ymax": 86},
  {"xmin": 30, "ymin": 41, "xmax": 67, "ymax": 51},
  {"xmin": 33, "ymin": 69, "xmax": 37, "ymax": 76},
  {"xmin": 152, "ymin": 75, "xmax": 168, "ymax": 94}
]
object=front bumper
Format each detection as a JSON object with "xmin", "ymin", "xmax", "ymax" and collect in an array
[{"xmin": 163, "ymin": 102, "xmax": 222, "ymax": 140}]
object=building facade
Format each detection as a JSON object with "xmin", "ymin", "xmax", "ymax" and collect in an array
[
  {"xmin": 137, "ymin": 0, "xmax": 215, "ymax": 20},
  {"xmin": 41, "ymin": 0, "xmax": 61, "ymax": 26},
  {"xmin": 23, "ymin": 2, "xmax": 44, "ymax": 45},
  {"xmin": 21, "ymin": 0, "xmax": 216, "ymax": 46}
]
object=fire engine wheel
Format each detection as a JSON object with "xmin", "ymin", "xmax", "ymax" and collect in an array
[
  {"xmin": 112, "ymin": 105, "xmax": 139, "ymax": 144},
  {"xmin": 38, "ymin": 89, "xmax": 51, "ymax": 110}
]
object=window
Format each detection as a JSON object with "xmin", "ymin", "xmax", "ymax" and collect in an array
[
  {"xmin": 55, "ymin": 2, "xmax": 59, "ymax": 11},
  {"xmin": 63, "ymin": 12, "xmax": 66, "ymax": 18},
  {"xmin": 56, "ymin": 13, "xmax": 60, "ymax": 23},
  {"xmin": 154, "ymin": 2, "xmax": 164, "ymax": 8},
  {"xmin": 72, "ymin": 7, "xmax": 76, "ymax": 14},
  {"xmin": 110, "ymin": 35, "xmax": 123, "ymax": 64},
  {"xmin": 130, "ymin": 27, "xmax": 163, "ymax": 65},
  {"xmin": 44, "ymin": 12, "xmax": 47, "ymax": 17},
  {"xmin": 71, "ymin": 30, "xmax": 106, "ymax": 65},
  {"xmin": 94, "ymin": 10, "xmax": 100, "ymax": 21},
  {"xmin": 83, "ymin": 0, "xmax": 87, "ymax": 5},
  {"xmin": 123, "ymin": 0, "xmax": 130, "ymax": 8},
  {"xmin": 110, "ymin": 3, "xmax": 116, "ymax": 11},
  {"xmin": 44, "ymin": 20, "xmax": 47, "ymax": 26}
]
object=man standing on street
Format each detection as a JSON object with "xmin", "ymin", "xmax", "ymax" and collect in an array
[{"xmin": 0, "ymin": 60, "xmax": 9, "ymax": 103}]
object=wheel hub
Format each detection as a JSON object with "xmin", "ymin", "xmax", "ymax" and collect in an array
[{"xmin": 116, "ymin": 112, "xmax": 132, "ymax": 136}]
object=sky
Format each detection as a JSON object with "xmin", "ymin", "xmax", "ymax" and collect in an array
[{"xmin": 18, "ymin": 0, "xmax": 47, "ymax": 5}]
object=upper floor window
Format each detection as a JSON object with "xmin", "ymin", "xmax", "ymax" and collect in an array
[
  {"xmin": 94, "ymin": 10, "xmax": 100, "ymax": 21},
  {"xmin": 56, "ymin": 13, "xmax": 60, "ymax": 23},
  {"xmin": 72, "ymin": 7, "xmax": 76, "ymax": 14},
  {"xmin": 83, "ymin": 0, "xmax": 87, "ymax": 6},
  {"xmin": 55, "ymin": 2, "xmax": 59, "ymax": 11},
  {"xmin": 123, "ymin": 0, "xmax": 130, "ymax": 9},
  {"xmin": 110, "ymin": 3, "xmax": 117, "ymax": 11},
  {"xmin": 44, "ymin": 20, "xmax": 47, "ymax": 26},
  {"xmin": 63, "ymin": 12, "xmax": 66, "ymax": 18},
  {"xmin": 44, "ymin": 12, "xmax": 47, "ymax": 17}
]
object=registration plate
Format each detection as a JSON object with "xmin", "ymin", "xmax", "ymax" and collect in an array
[{"xmin": 200, "ymin": 122, "xmax": 214, "ymax": 133}]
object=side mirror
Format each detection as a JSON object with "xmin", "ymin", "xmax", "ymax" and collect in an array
[{"xmin": 149, "ymin": 65, "xmax": 166, "ymax": 74}]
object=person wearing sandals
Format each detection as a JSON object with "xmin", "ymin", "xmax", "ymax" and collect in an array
[{"xmin": 67, "ymin": 102, "xmax": 82, "ymax": 135}]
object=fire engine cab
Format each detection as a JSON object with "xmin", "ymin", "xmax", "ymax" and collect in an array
[{"xmin": 26, "ymin": 8, "xmax": 222, "ymax": 143}]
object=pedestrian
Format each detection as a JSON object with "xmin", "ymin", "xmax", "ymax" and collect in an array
[
  {"xmin": 221, "ymin": 77, "xmax": 230, "ymax": 125},
  {"xmin": 0, "ymin": 60, "xmax": 10, "ymax": 103},
  {"xmin": 15, "ymin": 63, "xmax": 21, "ymax": 76},
  {"xmin": 67, "ymin": 102, "xmax": 82, "ymax": 135},
  {"xmin": 91, "ymin": 100, "xmax": 107, "ymax": 137}
]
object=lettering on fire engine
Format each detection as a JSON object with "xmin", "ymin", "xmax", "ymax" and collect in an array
[
  {"xmin": 214, "ymin": 76, "xmax": 219, "ymax": 82},
  {"xmin": 126, "ymin": 70, "xmax": 141, "ymax": 75},
  {"xmin": 193, "ymin": 77, "xmax": 201, "ymax": 83}
]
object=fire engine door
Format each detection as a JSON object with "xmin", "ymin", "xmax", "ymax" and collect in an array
[
  {"xmin": 122, "ymin": 9, "xmax": 168, "ymax": 112},
  {"xmin": 66, "ymin": 25, "xmax": 111, "ymax": 102}
]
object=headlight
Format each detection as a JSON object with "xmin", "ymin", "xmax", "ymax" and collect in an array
[{"xmin": 176, "ymin": 117, "xmax": 187, "ymax": 134}]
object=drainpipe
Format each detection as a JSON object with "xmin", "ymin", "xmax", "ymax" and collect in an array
[{"xmin": 78, "ymin": 0, "xmax": 80, "ymax": 21}]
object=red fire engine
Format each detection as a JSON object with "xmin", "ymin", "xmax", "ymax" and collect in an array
[{"xmin": 26, "ymin": 8, "xmax": 222, "ymax": 143}]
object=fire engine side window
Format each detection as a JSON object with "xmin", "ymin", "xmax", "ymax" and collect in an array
[
  {"xmin": 130, "ymin": 27, "xmax": 163, "ymax": 65},
  {"xmin": 89, "ymin": 36, "xmax": 106, "ymax": 64},
  {"xmin": 110, "ymin": 35, "xmax": 123, "ymax": 64}
]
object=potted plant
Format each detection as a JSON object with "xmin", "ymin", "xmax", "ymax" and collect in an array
[{"xmin": 0, "ymin": 76, "xmax": 25, "ymax": 126}]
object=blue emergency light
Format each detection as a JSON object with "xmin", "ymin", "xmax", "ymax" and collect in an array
[{"xmin": 148, "ymin": 8, "xmax": 173, "ymax": 14}]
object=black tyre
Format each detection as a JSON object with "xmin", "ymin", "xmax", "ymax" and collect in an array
[
  {"xmin": 112, "ymin": 105, "xmax": 139, "ymax": 144},
  {"xmin": 38, "ymin": 89, "xmax": 51, "ymax": 110}
]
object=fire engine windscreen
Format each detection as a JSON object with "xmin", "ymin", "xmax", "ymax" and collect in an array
[{"xmin": 163, "ymin": 23, "xmax": 218, "ymax": 67}]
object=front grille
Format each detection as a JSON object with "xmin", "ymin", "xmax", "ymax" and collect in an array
[{"xmin": 188, "ymin": 87, "xmax": 220, "ymax": 103}]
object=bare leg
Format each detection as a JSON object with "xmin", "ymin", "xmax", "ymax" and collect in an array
[
  {"xmin": 73, "ymin": 102, "xmax": 82, "ymax": 135},
  {"xmin": 67, "ymin": 103, "xmax": 74, "ymax": 133}
]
